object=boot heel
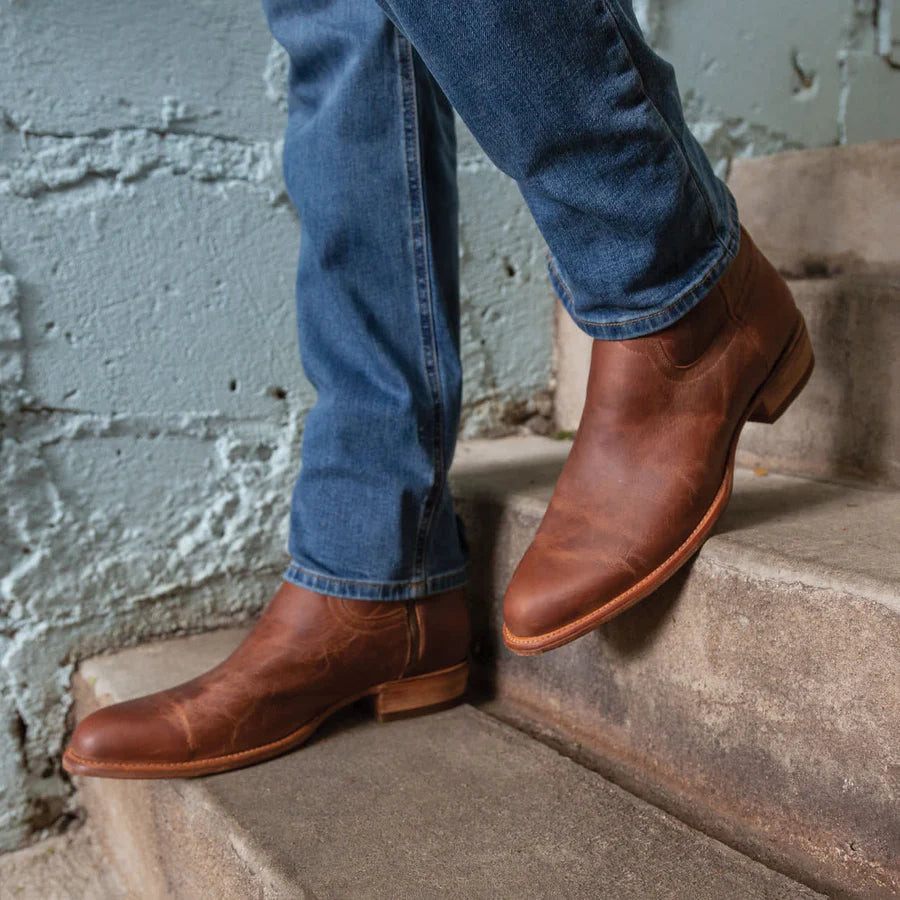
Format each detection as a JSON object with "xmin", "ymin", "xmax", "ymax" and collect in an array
[
  {"xmin": 373, "ymin": 661, "xmax": 469, "ymax": 723},
  {"xmin": 749, "ymin": 320, "xmax": 815, "ymax": 424}
]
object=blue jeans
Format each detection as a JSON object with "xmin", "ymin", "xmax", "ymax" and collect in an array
[{"xmin": 261, "ymin": 0, "xmax": 740, "ymax": 600}]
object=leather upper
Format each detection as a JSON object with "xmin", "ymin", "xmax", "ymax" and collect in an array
[
  {"xmin": 67, "ymin": 583, "xmax": 469, "ymax": 767},
  {"xmin": 504, "ymin": 226, "xmax": 800, "ymax": 639}
]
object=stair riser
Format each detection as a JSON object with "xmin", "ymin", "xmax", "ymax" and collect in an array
[
  {"xmin": 727, "ymin": 140, "xmax": 900, "ymax": 280},
  {"xmin": 739, "ymin": 278, "xmax": 900, "ymax": 485},
  {"xmin": 73, "ymin": 777, "xmax": 299, "ymax": 900},
  {"xmin": 555, "ymin": 278, "xmax": 900, "ymax": 487},
  {"xmin": 457, "ymin": 494, "xmax": 900, "ymax": 900}
]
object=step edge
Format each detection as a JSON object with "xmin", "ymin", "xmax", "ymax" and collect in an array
[
  {"xmin": 69, "ymin": 677, "xmax": 825, "ymax": 900},
  {"xmin": 452, "ymin": 449, "xmax": 900, "ymax": 614}
]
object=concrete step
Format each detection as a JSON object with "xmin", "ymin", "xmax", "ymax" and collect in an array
[
  {"xmin": 451, "ymin": 437, "xmax": 900, "ymax": 900},
  {"xmin": 69, "ymin": 639, "xmax": 820, "ymax": 900},
  {"xmin": 555, "ymin": 274, "xmax": 900, "ymax": 487},
  {"xmin": 554, "ymin": 140, "xmax": 900, "ymax": 488},
  {"xmin": 0, "ymin": 826, "xmax": 123, "ymax": 900},
  {"xmin": 737, "ymin": 275, "xmax": 900, "ymax": 486}
]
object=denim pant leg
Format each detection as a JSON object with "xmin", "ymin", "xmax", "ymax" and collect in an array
[
  {"xmin": 375, "ymin": 0, "xmax": 741, "ymax": 339},
  {"xmin": 261, "ymin": 0, "xmax": 468, "ymax": 600}
]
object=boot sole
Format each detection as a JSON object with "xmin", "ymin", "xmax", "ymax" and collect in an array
[
  {"xmin": 61, "ymin": 660, "xmax": 469, "ymax": 779},
  {"xmin": 503, "ymin": 316, "xmax": 815, "ymax": 656}
]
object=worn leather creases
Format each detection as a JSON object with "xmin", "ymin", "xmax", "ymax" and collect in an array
[
  {"xmin": 63, "ymin": 583, "xmax": 470, "ymax": 778},
  {"xmin": 503, "ymin": 224, "xmax": 811, "ymax": 652}
]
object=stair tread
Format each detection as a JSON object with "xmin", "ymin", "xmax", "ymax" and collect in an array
[
  {"xmin": 451, "ymin": 436, "xmax": 900, "ymax": 612},
  {"xmin": 449, "ymin": 437, "xmax": 899, "ymax": 897},
  {"xmin": 77, "ymin": 642, "xmax": 821, "ymax": 900}
]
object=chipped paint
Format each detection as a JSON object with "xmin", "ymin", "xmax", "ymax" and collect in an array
[
  {"xmin": 682, "ymin": 92, "xmax": 804, "ymax": 181},
  {"xmin": 0, "ymin": 127, "xmax": 283, "ymax": 200}
]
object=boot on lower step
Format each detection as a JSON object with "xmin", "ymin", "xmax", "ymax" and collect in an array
[{"xmin": 64, "ymin": 583, "xmax": 470, "ymax": 778}]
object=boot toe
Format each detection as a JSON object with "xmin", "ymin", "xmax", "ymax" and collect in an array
[
  {"xmin": 503, "ymin": 534, "xmax": 646, "ymax": 651},
  {"xmin": 504, "ymin": 552, "xmax": 610, "ymax": 641},
  {"xmin": 65, "ymin": 697, "xmax": 188, "ymax": 772},
  {"xmin": 503, "ymin": 572, "xmax": 560, "ymax": 641}
]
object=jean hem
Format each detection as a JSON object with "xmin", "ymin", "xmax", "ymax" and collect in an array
[
  {"xmin": 550, "ymin": 190, "xmax": 741, "ymax": 340},
  {"xmin": 283, "ymin": 560, "xmax": 470, "ymax": 601}
]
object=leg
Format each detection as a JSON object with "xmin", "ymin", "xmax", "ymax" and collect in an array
[
  {"xmin": 62, "ymin": 0, "xmax": 472, "ymax": 779},
  {"xmin": 374, "ymin": 0, "xmax": 738, "ymax": 336},
  {"xmin": 276, "ymin": 0, "xmax": 467, "ymax": 600},
  {"xmin": 372, "ymin": 0, "xmax": 813, "ymax": 652}
]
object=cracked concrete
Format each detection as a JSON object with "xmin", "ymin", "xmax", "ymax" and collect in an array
[{"xmin": 0, "ymin": 0, "xmax": 897, "ymax": 855}]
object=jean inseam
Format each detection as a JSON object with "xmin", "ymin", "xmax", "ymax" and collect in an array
[{"xmin": 397, "ymin": 30, "xmax": 450, "ymax": 586}]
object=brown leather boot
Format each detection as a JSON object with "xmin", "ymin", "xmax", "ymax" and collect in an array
[
  {"xmin": 503, "ymin": 226, "xmax": 814, "ymax": 655},
  {"xmin": 63, "ymin": 583, "xmax": 470, "ymax": 778}
]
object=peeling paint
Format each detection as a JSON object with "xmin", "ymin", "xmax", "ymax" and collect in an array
[
  {"xmin": 0, "ymin": 122, "xmax": 281, "ymax": 200},
  {"xmin": 262, "ymin": 42, "xmax": 290, "ymax": 113},
  {"xmin": 0, "ymin": 249, "xmax": 24, "ymax": 418},
  {"xmin": 682, "ymin": 92, "xmax": 804, "ymax": 180},
  {"xmin": 838, "ymin": 51, "xmax": 853, "ymax": 145},
  {"xmin": 875, "ymin": 0, "xmax": 900, "ymax": 65}
]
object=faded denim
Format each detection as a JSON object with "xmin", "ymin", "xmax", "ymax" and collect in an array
[{"xmin": 261, "ymin": 0, "xmax": 741, "ymax": 599}]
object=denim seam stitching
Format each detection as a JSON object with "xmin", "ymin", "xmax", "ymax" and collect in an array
[
  {"xmin": 548, "ymin": 191, "xmax": 739, "ymax": 330},
  {"xmin": 396, "ymin": 30, "xmax": 446, "ymax": 585},
  {"xmin": 598, "ymin": 0, "xmax": 728, "ymax": 257}
]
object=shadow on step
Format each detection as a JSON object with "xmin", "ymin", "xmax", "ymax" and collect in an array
[
  {"xmin": 715, "ymin": 471, "xmax": 838, "ymax": 535},
  {"xmin": 461, "ymin": 502, "xmax": 692, "ymax": 704},
  {"xmin": 453, "ymin": 452, "xmax": 570, "ymax": 505}
]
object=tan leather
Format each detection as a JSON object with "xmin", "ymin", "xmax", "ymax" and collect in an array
[
  {"xmin": 63, "ymin": 583, "xmax": 470, "ymax": 778},
  {"xmin": 503, "ymin": 226, "xmax": 813, "ymax": 654}
]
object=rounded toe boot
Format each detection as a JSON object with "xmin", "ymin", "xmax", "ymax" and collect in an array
[
  {"xmin": 63, "ymin": 582, "xmax": 470, "ymax": 778},
  {"xmin": 503, "ymin": 226, "xmax": 814, "ymax": 655}
]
